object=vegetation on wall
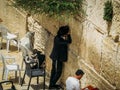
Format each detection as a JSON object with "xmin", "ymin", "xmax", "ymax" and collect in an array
[
  {"xmin": 103, "ymin": 0, "xmax": 113, "ymax": 22},
  {"xmin": 103, "ymin": 0, "xmax": 113, "ymax": 36},
  {"xmin": 13, "ymin": 0, "xmax": 84, "ymax": 19}
]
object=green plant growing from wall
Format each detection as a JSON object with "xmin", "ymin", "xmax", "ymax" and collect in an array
[
  {"xmin": 103, "ymin": 0, "xmax": 113, "ymax": 36},
  {"xmin": 13, "ymin": 0, "xmax": 84, "ymax": 20}
]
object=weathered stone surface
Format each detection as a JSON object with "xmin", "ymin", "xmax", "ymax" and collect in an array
[
  {"xmin": 78, "ymin": 59, "xmax": 116, "ymax": 90},
  {"xmin": 111, "ymin": 0, "xmax": 120, "ymax": 37},
  {"xmin": 80, "ymin": 21, "xmax": 104, "ymax": 72},
  {"xmin": 1, "ymin": 0, "xmax": 120, "ymax": 90},
  {"xmin": 101, "ymin": 37, "xmax": 117, "ymax": 85},
  {"xmin": 85, "ymin": 0, "xmax": 107, "ymax": 34},
  {"xmin": 27, "ymin": 16, "xmax": 50, "ymax": 52},
  {"xmin": 0, "ymin": 0, "xmax": 26, "ymax": 38}
]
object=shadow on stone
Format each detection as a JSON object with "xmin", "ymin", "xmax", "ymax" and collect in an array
[
  {"xmin": 31, "ymin": 83, "xmax": 48, "ymax": 90},
  {"xmin": 1, "ymin": 42, "xmax": 18, "ymax": 52}
]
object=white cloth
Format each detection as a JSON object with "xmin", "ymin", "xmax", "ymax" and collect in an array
[
  {"xmin": 7, "ymin": 32, "xmax": 17, "ymax": 39},
  {"xmin": 66, "ymin": 77, "xmax": 81, "ymax": 90},
  {"xmin": 20, "ymin": 32, "xmax": 33, "ymax": 51}
]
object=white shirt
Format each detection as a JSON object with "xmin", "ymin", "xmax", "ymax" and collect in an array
[{"xmin": 66, "ymin": 77, "xmax": 81, "ymax": 90}]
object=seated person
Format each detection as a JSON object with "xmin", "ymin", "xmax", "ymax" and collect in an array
[
  {"xmin": 25, "ymin": 54, "xmax": 38, "ymax": 69},
  {"xmin": 30, "ymin": 49, "xmax": 45, "ymax": 68},
  {"xmin": 66, "ymin": 69, "xmax": 84, "ymax": 90}
]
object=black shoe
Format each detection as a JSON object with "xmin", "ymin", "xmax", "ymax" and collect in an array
[
  {"xmin": 49, "ymin": 86, "xmax": 56, "ymax": 89},
  {"xmin": 55, "ymin": 84, "xmax": 60, "ymax": 86},
  {"xmin": 54, "ymin": 84, "xmax": 63, "ymax": 89},
  {"xmin": 49, "ymin": 85, "xmax": 61, "ymax": 89},
  {"xmin": 55, "ymin": 84, "xmax": 64, "ymax": 89}
]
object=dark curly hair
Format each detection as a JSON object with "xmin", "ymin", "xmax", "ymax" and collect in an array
[
  {"xmin": 57, "ymin": 25, "xmax": 70, "ymax": 36},
  {"xmin": 75, "ymin": 69, "xmax": 84, "ymax": 76}
]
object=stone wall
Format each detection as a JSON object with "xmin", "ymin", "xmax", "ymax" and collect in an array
[
  {"xmin": 27, "ymin": 16, "xmax": 50, "ymax": 53},
  {"xmin": 0, "ymin": 0, "xmax": 26, "ymax": 38},
  {"xmin": 1, "ymin": 0, "xmax": 120, "ymax": 90}
]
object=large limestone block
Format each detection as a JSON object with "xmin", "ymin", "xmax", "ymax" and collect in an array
[
  {"xmin": 101, "ymin": 37, "xmax": 118, "ymax": 87},
  {"xmin": 80, "ymin": 21, "xmax": 103, "ymax": 72},
  {"xmin": 86, "ymin": 0, "xmax": 107, "ymax": 34},
  {"xmin": 78, "ymin": 59, "xmax": 116, "ymax": 90},
  {"xmin": 44, "ymin": 34, "xmax": 54, "ymax": 74},
  {"xmin": 68, "ymin": 18, "xmax": 83, "ymax": 56},
  {"xmin": 33, "ymin": 14, "xmax": 60, "ymax": 36},
  {"xmin": 0, "ymin": 0, "xmax": 26, "ymax": 38},
  {"xmin": 115, "ymin": 43, "xmax": 120, "ymax": 89},
  {"xmin": 61, "ymin": 49, "xmax": 79, "ymax": 83},
  {"xmin": 110, "ymin": 1, "xmax": 120, "ymax": 38}
]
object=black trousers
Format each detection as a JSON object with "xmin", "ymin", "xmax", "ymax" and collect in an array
[{"xmin": 49, "ymin": 59, "xmax": 63, "ymax": 87}]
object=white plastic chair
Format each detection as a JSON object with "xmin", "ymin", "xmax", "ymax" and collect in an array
[
  {"xmin": 0, "ymin": 53, "xmax": 21, "ymax": 84},
  {"xmin": 0, "ymin": 25, "xmax": 19, "ymax": 52}
]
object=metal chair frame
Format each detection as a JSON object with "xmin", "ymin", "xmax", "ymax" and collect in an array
[
  {"xmin": 21, "ymin": 56, "xmax": 46, "ymax": 90},
  {"xmin": 0, "ymin": 80, "xmax": 16, "ymax": 90}
]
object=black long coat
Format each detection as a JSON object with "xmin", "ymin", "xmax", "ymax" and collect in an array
[{"xmin": 50, "ymin": 35, "xmax": 72, "ymax": 62}]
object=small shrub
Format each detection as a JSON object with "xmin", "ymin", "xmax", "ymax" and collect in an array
[
  {"xmin": 103, "ymin": 0, "xmax": 113, "ymax": 22},
  {"xmin": 13, "ymin": 0, "xmax": 84, "ymax": 19}
]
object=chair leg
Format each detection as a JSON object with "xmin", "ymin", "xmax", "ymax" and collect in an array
[
  {"xmin": 21, "ymin": 60, "xmax": 24, "ymax": 70},
  {"xmin": 37, "ymin": 76, "xmax": 39, "ymax": 84},
  {"xmin": 5, "ymin": 69, "xmax": 9, "ymax": 80},
  {"xmin": 43, "ymin": 69, "xmax": 45, "ymax": 90},
  {"xmin": 43, "ymin": 75, "xmax": 45, "ymax": 90},
  {"xmin": 7, "ymin": 40, "xmax": 10, "ymax": 53},
  {"xmin": 19, "ymin": 70, "xmax": 21, "ymax": 84},
  {"xmin": 0, "ymin": 38, "xmax": 3, "ymax": 49},
  {"xmin": 27, "ymin": 77, "xmax": 32, "ymax": 90},
  {"xmin": 2, "ymin": 68, "xmax": 5, "ymax": 80},
  {"xmin": 17, "ymin": 40, "xmax": 20, "ymax": 52},
  {"xmin": 15, "ymin": 71, "xmax": 17, "ymax": 78},
  {"xmin": 21, "ymin": 71, "xmax": 26, "ymax": 86}
]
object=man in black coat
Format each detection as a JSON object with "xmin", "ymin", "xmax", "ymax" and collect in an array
[{"xmin": 49, "ymin": 25, "xmax": 72, "ymax": 89}]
